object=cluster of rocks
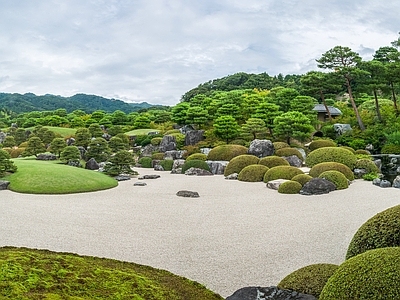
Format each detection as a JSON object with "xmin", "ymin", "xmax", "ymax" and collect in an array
[
  {"xmin": 226, "ymin": 286, "xmax": 316, "ymax": 300},
  {"xmin": 266, "ymin": 178, "xmax": 336, "ymax": 196}
]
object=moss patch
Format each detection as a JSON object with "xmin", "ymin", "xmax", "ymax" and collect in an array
[
  {"xmin": 277, "ymin": 180, "xmax": 302, "ymax": 194},
  {"xmin": 207, "ymin": 145, "xmax": 248, "ymax": 161},
  {"xmin": 258, "ymin": 156, "xmax": 289, "ymax": 168},
  {"xmin": 318, "ymin": 170, "xmax": 348, "ymax": 190},
  {"xmin": 238, "ymin": 164, "xmax": 269, "ymax": 182},
  {"xmin": 309, "ymin": 162, "xmax": 354, "ymax": 181}
]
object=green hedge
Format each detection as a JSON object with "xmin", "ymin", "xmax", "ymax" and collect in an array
[
  {"xmin": 207, "ymin": 144, "xmax": 248, "ymax": 161},
  {"xmin": 277, "ymin": 180, "xmax": 302, "ymax": 194},
  {"xmin": 318, "ymin": 170, "xmax": 348, "ymax": 190},
  {"xmin": 224, "ymin": 154, "xmax": 259, "ymax": 176},
  {"xmin": 309, "ymin": 162, "xmax": 354, "ymax": 181},
  {"xmin": 263, "ymin": 166, "xmax": 304, "ymax": 182},
  {"xmin": 258, "ymin": 156, "xmax": 290, "ymax": 168},
  {"xmin": 291, "ymin": 174, "xmax": 313, "ymax": 186},
  {"xmin": 186, "ymin": 153, "xmax": 207, "ymax": 161},
  {"xmin": 159, "ymin": 160, "xmax": 174, "ymax": 171},
  {"xmin": 138, "ymin": 157, "xmax": 153, "ymax": 168},
  {"xmin": 237, "ymin": 165, "xmax": 269, "ymax": 182},
  {"xmin": 273, "ymin": 142, "xmax": 290, "ymax": 150},
  {"xmin": 275, "ymin": 148, "xmax": 303, "ymax": 160},
  {"xmin": 354, "ymin": 158, "xmax": 379, "ymax": 174},
  {"xmin": 308, "ymin": 139, "xmax": 337, "ymax": 151},
  {"xmin": 181, "ymin": 159, "xmax": 211, "ymax": 174},
  {"xmin": 306, "ymin": 147, "xmax": 357, "ymax": 169}
]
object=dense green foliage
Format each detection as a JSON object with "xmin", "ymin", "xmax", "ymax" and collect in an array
[
  {"xmin": 291, "ymin": 174, "xmax": 313, "ymax": 186},
  {"xmin": 263, "ymin": 166, "xmax": 304, "ymax": 182},
  {"xmin": 224, "ymin": 154, "xmax": 259, "ymax": 176},
  {"xmin": 258, "ymin": 156, "xmax": 290, "ymax": 168},
  {"xmin": 138, "ymin": 157, "xmax": 153, "ymax": 168},
  {"xmin": 273, "ymin": 142, "xmax": 290, "ymax": 150},
  {"xmin": 60, "ymin": 146, "xmax": 81, "ymax": 165},
  {"xmin": 309, "ymin": 162, "xmax": 354, "ymax": 181},
  {"xmin": 318, "ymin": 170, "xmax": 349, "ymax": 190},
  {"xmin": 277, "ymin": 180, "xmax": 303, "ymax": 194},
  {"xmin": 306, "ymin": 147, "xmax": 357, "ymax": 169},
  {"xmin": 207, "ymin": 145, "xmax": 248, "ymax": 161},
  {"xmin": 0, "ymin": 149, "xmax": 17, "ymax": 177},
  {"xmin": 186, "ymin": 153, "xmax": 207, "ymax": 161},
  {"xmin": 159, "ymin": 159, "xmax": 174, "ymax": 171},
  {"xmin": 346, "ymin": 205, "xmax": 400, "ymax": 260},
  {"xmin": 103, "ymin": 150, "xmax": 136, "ymax": 176},
  {"xmin": 237, "ymin": 164, "xmax": 269, "ymax": 182},
  {"xmin": 181, "ymin": 159, "xmax": 211, "ymax": 173},
  {"xmin": 320, "ymin": 247, "xmax": 400, "ymax": 300},
  {"xmin": 308, "ymin": 139, "xmax": 337, "ymax": 151},
  {"xmin": 278, "ymin": 263, "xmax": 339, "ymax": 298},
  {"xmin": 354, "ymin": 158, "xmax": 379, "ymax": 174}
]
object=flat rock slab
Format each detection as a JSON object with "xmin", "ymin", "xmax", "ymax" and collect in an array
[
  {"xmin": 0, "ymin": 180, "xmax": 10, "ymax": 190},
  {"xmin": 226, "ymin": 286, "xmax": 316, "ymax": 300},
  {"xmin": 176, "ymin": 190, "xmax": 200, "ymax": 198},
  {"xmin": 138, "ymin": 175, "xmax": 161, "ymax": 180},
  {"xmin": 134, "ymin": 182, "xmax": 147, "ymax": 186},
  {"xmin": 114, "ymin": 175, "xmax": 131, "ymax": 181}
]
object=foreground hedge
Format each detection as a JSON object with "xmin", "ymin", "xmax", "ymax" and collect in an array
[
  {"xmin": 224, "ymin": 154, "xmax": 259, "ymax": 176},
  {"xmin": 238, "ymin": 165, "xmax": 269, "ymax": 182},
  {"xmin": 207, "ymin": 145, "xmax": 248, "ymax": 161},
  {"xmin": 264, "ymin": 166, "xmax": 304, "ymax": 182},
  {"xmin": 309, "ymin": 162, "xmax": 354, "ymax": 181}
]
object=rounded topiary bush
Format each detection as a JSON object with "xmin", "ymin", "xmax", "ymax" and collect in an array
[
  {"xmin": 181, "ymin": 159, "xmax": 211, "ymax": 174},
  {"xmin": 10, "ymin": 148, "xmax": 25, "ymax": 158},
  {"xmin": 237, "ymin": 164, "xmax": 269, "ymax": 182},
  {"xmin": 339, "ymin": 146, "xmax": 356, "ymax": 154},
  {"xmin": 224, "ymin": 154, "xmax": 259, "ymax": 176},
  {"xmin": 309, "ymin": 162, "xmax": 354, "ymax": 181},
  {"xmin": 151, "ymin": 152, "xmax": 165, "ymax": 160},
  {"xmin": 320, "ymin": 247, "xmax": 400, "ymax": 300},
  {"xmin": 138, "ymin": 156, "xmax": 153, "ymax": 168},
  {"xmin": 278, "ymin": 263, "xmax": 339, "ymax": 298},
  {"xmin": 355, "ymin": 149, "xmax": 371, "ymax": 155},
  {"xmin": 273, "ymin": 141, "xmax": 290, "ymax": 151},
  {"xmin": 381, "ymin": 144, "xmax": 400, "ymax": 154},
  {"xmin": 305, "ymin": 147, "xmax": 357, "ymax": 169},
  {"xmin": 308, "ymin": 139, "xmax": 337, "ymax": 151},
  {"xmin": 263, "ymin": 166, "xmax": 304, "ymax": 182},
  {"xmin": 318, "ymin": 170, "xmax": 348, "ymax": 190},
  {"xmin": 346, "ymin": 205, "xmax": 400, "ymax": 260},
  {"xmin": 258, "ymin": 156, "xmax": 290, "ymax": 168},
  {"xmin": 186, "ymin": 153, "xmax": 207, "ymax": 161},
  {"xmin": 207, "ymin": 144, "xmax": 248, "ymax": 161},
  {"xmin": 354, "ymin": 158, "xmax": 379, "ymax": 174},
  {"xmin": 291, "ymin": 174, "xmax": 313, "ymax": 186},
  {"xmin": 277, "ymin": 180, "xmax": 302, "ymax": 194},
  {"xmin": 150, "ymin": 137, "xmax": 162, "ymax": 146},
  {"xmin": 159, "ymin": 159, "xmax": 174, "ymax": 171},
  {"xmin": 275, "ymin": 148, "xmax": 303, "ymax": 160}
]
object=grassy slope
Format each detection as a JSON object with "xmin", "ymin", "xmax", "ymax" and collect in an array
[
  {"xmin": 5, "ymin": 158, "xmax": 117, "ymax": 194},
  {"xmin": 27, "ymin": 126, "xmax": 77, "ymax": 137},
  {"xmin": 0, "ymin": 247, "xmax": 223, "ymax": 300},
  {"xmin": 125, "ymin": 128, "xmax": 159, "ymax": 136}
]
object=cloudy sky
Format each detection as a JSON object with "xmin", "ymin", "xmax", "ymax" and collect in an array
[{"xmin": 0, "ymin": 1, "xmax": 399, "ymax": 106}]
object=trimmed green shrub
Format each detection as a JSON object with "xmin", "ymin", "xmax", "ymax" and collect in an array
[
  {"xmin": 150, "ymin": 137, "xmax": 163, "ymax": 146},
  {"xmin": 169, "ymin": 133, "xmax": 185, "ymax": 149},
  {"xmin": 275, "ymin": 148, "xmax": 303, "ymax": 160},
  {"xmin": 181, "ymin": 159, "xmax": 211, "ymax": 173},
  {"xmin": 186, "ymin": 153, "xmax": 207, "ymax": 161},
  {"xmin": 151, "ymin": 152, "xmax": 165, "ymax": 160},
  {"xmin": 0, "ymin": 149, "xmax": 17, "ymax": 177},
  {"xmin": 273, "ymin": 141, "xmax": 290, "ymax": 150},
  {"xmin": 355, "ymin": 149, "xmax": 370, "ymax": 155},
  {"xmin": 346, "ymin": 205, "xmax": 400, "ymax": 260},
  {"xmin": 263, "ymin": 166, "xmax": 304, "ymax": 182},
  {"xmin": 354, "ymin": 158, "xmax": 379, "ymax": 174},
  {"xmin": 309, "ymin": 162, "xmax": 354, "ymax": 181},
  {"xmin": 159, "ymin": 159, "xmax": 174, "ymax": 171},
  {"xmin": 207, "ymin": 144, "xmax": 248, "ymax": 161},
  {"xmin": 305, "ymin": 147, "xmax": 357, "ymax": 169},
  {"xmin": 278, "ymin": 180, "xmax": 302, "ymax": 194},
  {"xmin": 381, "ymin": 144, "xmax": 400, "ymax": 154},
  {"xmin": 318, "ymin": 170, "xmax": 348, "ymax": 190},
  {"xmin": 164, "ymin": 129, "xmax": 181, "ymax": 135},
  {"xmin": 278, "ymin": 263, "xmax": 339, "ymax": 298},
  {"xmin": 308, "ymin": 139, "xmax": 337, "ymax": 151},
  {"xmin": 10, "ymin": 148, "xmax": 25, "ymax": 158},
  {"xmin": 320, "ymin": 247, "xmax": 400, "ymax": 300},
  {"xmin": 224, "ymin": 155, "xmax": 260, "ymax": 176},
  {"xmin": 138, "ymin": 156, "xmax": 153, "ymax": 168},
  {"xmin": 339, "ymin": 146, "xmax": 356, "ymax": 154},
  {"xmin": 291, "ymin": 174, "xmax": 313, "ymax": 186},
  {"xmin": 259, "ymin": 156, "xmax": 290, "ymax": 168},
  {"xmin": 238, "ymin": 164, "xmax": 269, "ymax": 182},
  {"xmin": 348, "ymin": 138, "xmax": 366, "ymax": 150}
]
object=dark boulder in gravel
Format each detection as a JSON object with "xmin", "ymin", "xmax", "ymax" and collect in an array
[{"xmin": 226, "ymin": 286, "xmax": 316, "ymax": 300}]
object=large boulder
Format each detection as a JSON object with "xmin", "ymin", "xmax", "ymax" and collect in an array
[
  {"xmin": 393, "ymin": 176, "xmax": 400, "ymax": 188},
  {"xmin": 85, "ymin": 158, "xmax": 99, "ymax": 170},
  {"xmin": 0, "ymin": 180, "xmax": 10, "ymax": 190},
  {"xmin": 77, "ymin": 146, "xmax": 87, "ymax": 159},
  {"xmin": 226, "ymin": 286, "xmax": 316, "ymax": 300},
  {"xmin": 185, "ymin": 130, "xmax": 204, "ymax": 146},
  {"xmin": 283, "ymin": 155, "xmax": 303, "ymax": 167},
  {"xmin": 300, "ymin": 178, "xmax": 336, "ymax": 195},
  {"xmin": 159, "ymin": 135, "xmax": 177, "ymax": 152},
  {"xmin": 141, "ymin": 144, "xmax": 159, "ymax": 157},
  {"xmin": 164, "ymin": 150, "xmax": 186, "ymax": 160},
  {"xmin": 206, "ymin": 160, "xmax": 229, "ymax": 175},
  {"xmin": 184, "ymin": 167, "xmax": 213, "ymax": 176},
  {"xmin": 36, "ymin": 153, "xmax": 57, "ymax": 161},
  {"xmin": 247, "ymin": 139, "xmax": 274, "ymax": 158}
]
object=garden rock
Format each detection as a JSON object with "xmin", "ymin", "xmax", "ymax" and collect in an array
[
  {"xmin": 36, "ymin": 153, "xmax": 57, "ymax": 160},
  {"xmin": 200, "ymin": 148, "xmax": 212, "ymax": 156},
  {"xmin": 283, "ymin": 155, "xmax": 303, "ymax": 167},
  {"xmin": 372, "ymin": 178, "xmax": 381, "ymax": 186},
  {"xmin": 266, "ymin": 179, "xmax": 289, "ymax": 190},
  {"xmin": 353, "ymin": 168, "xmax": 368, "ymax": 179},
  {"xmin": 164, "ymin": 150, "xmax": 186, "ymax": 160},
  {"xmin": 77, "ymin": 146, "xmax": 86, "ymax": 159},
  {"xmin": 0, "ymin": 132, "xmax": 6, "ymax": 144},
  {"xmin": 184, "ymin": 167, "xmax": 213, "ymax": 176},
  {"xmin": 159, "ymin": 135, "xmax": 176, "ymax": 152},
  {"xmin": 138, "ymin": 174, "xmax": 161, "ymax": 180},
  {"xmin": 66, "ymin": 137, "xmax": 75, "ymax": 146},
  {"xmin": 172, "ymin": 159, "xmax": 185, "ymax": 169},
  {"xmin": 226, "ymin": 286, "xmax": 316, "ymax": 300},
  {"xmin": 102, "ymin": 133, "xmax": 111, "ymax": 141},
  {"xmin": 392, "ymin": 176, "xmax": 400, "ymax": 188},
  {"xmin": 380, "ymin": 180, "xmax": 392, "ymax": 188},
  {"xmin": 176, "ymin": 190, "xmax": 200, "ymax": 198},
  {"xmin": 154, "ymin": 164, "xmax": 164, "ymax": 171},
  {"xmin": 295, "ymin": 147, "xmax": 307, "ymax": 161},
  {"xmin": 134, "ymin": 182, "xmax": 147, "ymax": 186},
  {"xmin": 141, "ymin": 144, "xmax": 159, "ymax": 157},
  {"xmin": 85, "ymin": 158, "xmax": 99, "ymax": 170},
  {"xmin": 185, "ymin": 130, "xmax": 204, "ymax": 146},
  {"xmin": 114, "ymin": 175, "xmax": 131, "ymax": 181},
  {"xmin": 170, "ymin": 168, "xmax": 182, "ymax": 174},
  {"xmin": 207, "ymin": 160, "xmax": 228, "ymax": 175},
  {"xmin": 334, "ymin": 123, "xmax": 352, "ymax": 135},
  {"xmin": 247, "ymin": 139, "xmax": 274, "ymax": 158},
  {"xmin": 300, "ymin": 178, "xmax": 336, "ymax": 195},
  {"xmin": 0, "ymin": 180, "xmax": 10, "ymax": 190},
  {"xmin": 225, "ymin": 173, "xmax": 238, "ymax": 180},
  {"xmin": 67, "ymin": 161, "xmax": 82, "ymax": 167},
  {"xmin": 152, "ymin": 159, "xmax": 161, "ymax": 168}
]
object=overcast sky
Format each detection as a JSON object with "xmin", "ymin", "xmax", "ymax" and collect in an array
[{"xmin": 0, "ymin": 1, "xmax": 399, "ymax": 106}]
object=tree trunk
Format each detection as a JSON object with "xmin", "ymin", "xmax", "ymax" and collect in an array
[
  {"xmin": 345, "ymin": 76, "xmax": 365, "ymax": 131},
  {"xmin": 320, "ymin": 90, "xmax": 332, "ymax": 121},
  {"xmin": 390, "ymin": 81, "xmax": 399, "ymax": 115},
  {"xmin": 373, "ymin": 89, "xmax": 382, "ymax": 122}
]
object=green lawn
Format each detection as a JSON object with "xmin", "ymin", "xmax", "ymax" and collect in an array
[
  {"xmin": 27, "ymin": 126, "xmax": 77, "ymax": 137},
  {"xmin": 125, "ymin": 128, "xmax": 159, "ymax": 136},
  {"xmin": 5, "ymin": 158, "xmax": 118, "ymax": 194},
  {"xmin": 0, "ymin": 247, "xmax": 223, "ymax": 300}
]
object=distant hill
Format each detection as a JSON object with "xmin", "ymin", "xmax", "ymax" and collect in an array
[{"xmin": 0, "ymin": 92, "xmax": 162, "ymax": 114}]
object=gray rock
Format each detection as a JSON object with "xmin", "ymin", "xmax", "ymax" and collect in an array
[
  {"xmin": 366, "ymin": 144, "xmax": 374, "ymax": 151},
  {"xmin": 66, "ymin": 137, "xmax": 75, "ymax": 146},
  {"xmin": 170, "ymin": 168, "xmax": 182, "ymax": 174},
  {"xmin": 36, "ymin": 153, "xmax": 57, "ymax": 160},
  {"xmin": 200, "ymin": 148, "xmax": 212, "ymax": 156},
  {"xmin": 226, "ymin": 286, "xmax": 316, "ymax": 300},
  {"xmin": 334, "ymin": 123, "xmax": 352, "ymax": 135},
  {"xmin": 0, "ymin": 132, "xmax": 6, "ymax": 144},
  {"xmin": 207, "ymin": 160, "xmax": 229, "ymax": 175},
  {"xmin": 353, "ymin": 168, "xmax": 368, "ymax": 179},
  {"xmin": 300, "ymin": 178, "xmax": 336, "ymax": 195},
  {"xmin": 77, "ymin": 146, "xmax": 86, "ymax": 159},
  {"xmin": 141, "ymin": 144, "xmax": 159, "ymax": 157},
  {"xmin": 393, "ymin": 176, "xmax": 400, "ymax": 188},
  {"xmin": 0, "ymin": 180, "xmax": 10, "ymax": 190},
  {"xmin": 67, "ymin": 160, "xmax": 82, "ymax": 167},
  {"xmin": 179, "ymin": 125, "xmax": 195, "ymax": 134},
  {"xmin": 172, "ymin": 159, "xmax": 185, "ymax": 171},
  {"xmin": 295, "ymin": 148, "xmax": 307, "ymax": 161},
  {"xmin": 164, "ymin": 150, "xmax": 186, "ymax": 160},
  {"xmin": 102, "ymin": 133, "xmax": 111, "ymax": 141},
  {"xmin": 225, "ymin": 173, "xmax": 238, "ymax": 180},
  {"xmin": 114, "ymin": 175, "xmax": 131, "ymax": 181},
  {"xmin": 138, "ymin": 174, "xmax": 161, "ymax": 180},
  {"xmin": 176, "ymin": 190, "xmax": 200, "ymax": 198},
  {"xmin": 185, "ymin": 130, "xmax": 204, "ymax": 146},
  {"xmin": 85, "ymin": 158, "xmax": 99, "ymax": 170},
  {"xmin": 266, "ymin": 179, "xmax": 289, "ymax": 190},
  {"xmin": 374, "ymin": 159, "xmax": 382, "ymax": 172},
  {"xmin": 283, "ymin": 155, "xmax": 303, "ymax": 167},
  {"xmin": 248, "ymin": 139, "xmax": 274, "ymax": 158},
  {"xmin": 184, "ymin": 167, "xmax": 213, "ymax": 176},
  {"xmin": 152, "ymin": 159, "xmax": 161, "ymax": 168},
  {"xmin": 380, "ymin": 180, "xmax": 392, "ymax": 188},
  {"xmin": 154, "ymin": 164, "xmax": 164, "ymax": 171},
  {"xmin": 134, "ymin": 181, "xmax": 147, "ymax": 186},
  {"xmin": 159, "ymin": 135, "xmax": 177, "ymax": 152},
  {"xmin": 372, "ymin": 178, "xmax": 381, "ymax": 186}
]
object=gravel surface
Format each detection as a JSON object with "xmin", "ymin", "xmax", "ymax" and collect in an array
[{"xmin": 1, "ymin": 168, "xmax": 399, "ymax": 297}]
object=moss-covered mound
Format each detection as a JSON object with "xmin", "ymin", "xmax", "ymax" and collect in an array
[
  {"xmin": 320, "ymin": 247, "xmax": 400, "ymax": 300},
  {"xmin": 277, "ymin": 180, "xmax": 302, "ymax": 194},
  {"xmin": 224, "ymin": 154, "xmax": 259, "ymax": 176},
  {"xmin": 258, "ymin": 156, "xmax": 290, "ymax": 168},
  {"xmin": 273, "ymin": 141, "xmax": 290, "ymax": 150},
  {"xmin": 207, "ymin": 144, "xmax": 248, "ymax": 161},
  {"xmin": 186, "ymin": 153, "xmax": 207, "ymax": 161},
  {"xmin": 151, "ymin": 152, "xmax": 165, "ymax": 160},
  {"xmin": 275, "ymin": 148, "xmax": 303, "ymax": 160},
  {"xmin": 318, "ymin": 170, "xmax": 348, "ymax": 190},
  {"xmin": 291, "ymin": 174, "xmax": 313, "ymax": 186},
  {"xmin": 305, "ymin": 147, "xmax": 357, "ymax": 169},
  {"xmin": 138, "ymin": 156, "xmax": 153, "ymax": 168},
  {"xmin": 264, "ymin": 166, "xmax": 304, "ymax": 182},
  {"xmin": 181, "ymin": 159, "xmax": 211, "ymax": 173},
  {"xmin": 354, "ymin": 158, "xmax": 379, "ymax": 174},
  {"xmin": 355, "ymin": 149, "xmax": 371, "ymax": 155},
  {"xmin": 278, "ymin": 263, "xmax": 339, "ymax": 298},
  {"xmin": 309, "ymin": 162, "xmax": 355, "ymax": 181},
  {"xmin": 381, "ymin": 144, "xmax": 400, "ymax": 154},
  {"xmin": 308, "ymin": 139, "xmax": 337, "ymax": 151},
  {"xmin": 339, "ymin": 145, "xmax": 356, "ymax": 154},
  {"xmin": 0, "ymin": 247, "xmax": 223, "ymax": 300},
  {"xmin": 159, "ymin": 159, "xmax": 174, "ymax": 171},
  {"xmin": 346, "ymin": 205, "xmax": 400, "ymax": 260},
  {"xmin": 238, "ymin": 164, "xmax": 269, "ymax": 182}
]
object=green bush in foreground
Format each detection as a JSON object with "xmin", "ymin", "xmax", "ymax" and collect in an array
[
  {"xmin": 238, "ymin": 164, "xmax": 269, "ymax": 182},
  {"xmin": 309, "ymin": 162, "xmax": 354, "ymax": 181},
  {"xmin": 181, "ymin": 159, "xmax": 210, "ymax": 174},
  {"xmin": 277, "ymin": 180, "xmax": 302, "ymax": 194},
  {"xmin": 224, "ymin": 154, "xmax": 259, "ymax": 176},
  {"xmin": 160, "ymin": 159, "xmax": 174, "ymax": 171},
  {"xmin": 278, "ymin": 263, "xmax": 339, "ymax": 298},
  {"xmin": 308, "ymin": 139, "xmax": 337, "ymax": 151},
  {"xmin": 263, "ymin": 166, "xmax": 304, "ymax": 182},
  {"xmin": 381, "ymin": 144, "xmax": 400, "ymax": 154},
  {"xmin": 138, "ymin": 156, "xmax": 153, "ymax": 168},
  {"xmin": 0, "ymin": 149, "xmax": 17, "ymax": 177},
  {"xmin": 346, "ymin": 205, "xmax": 400, "ymax": 260},
  {"xmin": 207, "ymin": 144, "xmax": 248, "ymax": 161},
  {"xmin": 291, "ymin": 174, "xmax": 313, "ymax": 186},
  {"xmin": 320, "ymin": 247, "xmax": 400, "ymax": 300},
  {"xmin": 305, "ymin": 147, "xmax": 357, "ymax": 169},
  {"xmin": 0, "ymin": 247, "xmax": 223, "ymax": 300},
  {"xmin": 318, "ymin": 170, "xmax": 348, "ymax": 190},
  {"xmin": 354, "ymin": 158, "xmax": 379, "ymax": 174},
  {"xmin": 258, "ymin": 156, "xmax": 289, "ymax": 168}
]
